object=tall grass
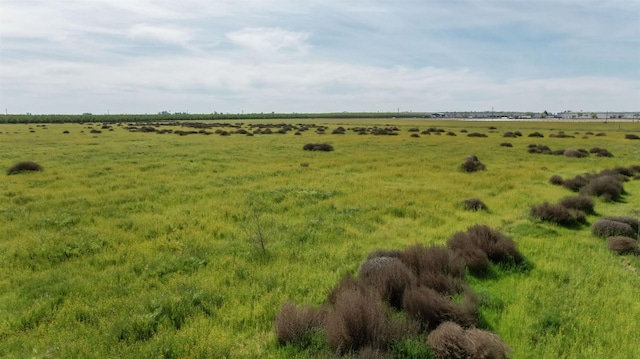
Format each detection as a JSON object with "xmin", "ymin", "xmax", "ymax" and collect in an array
[{"xmin": 1, "ymin": 120, "xmax": 639, "ymax": 358}]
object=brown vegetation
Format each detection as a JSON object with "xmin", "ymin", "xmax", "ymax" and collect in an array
[
  {"xmin": 7, "ymin": 161, "xmax": 43, "ymax": 175},
  {"xmin": 275, "ymin": 302, "xmax": 326, "ymax": 345},
  {"xmin": 592, "ymin": 219, "xmax": 636, "ymax": 239},
  {"xmin": 460, "ymin": 198, "xmax": 488, "ymax": 211},
  {"xmin": 530, "ymin": 202, "xmax": 585, "ymax": 227},
  {"xmin": 606, "ymin": 236, "xmax": 639, "ymax": 255},
  {"xmin": 427, "ymin": 322, "xmax": 511, "ymax": 359}
]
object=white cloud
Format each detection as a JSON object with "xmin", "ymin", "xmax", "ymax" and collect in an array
[
  {"xmin": 0, "ymin": 0, "xmax": 638, "ymax": 113},
  {"xmin": 128, "ymin": 24, "xmax": 192, "ymax": 45},
  {"xmin": 2, "ymin": 53, "xmax": 637, "ymax": 114},
  {"xmin": 226, "ymin": 27, "xmax": 310, "ymax": 54}
]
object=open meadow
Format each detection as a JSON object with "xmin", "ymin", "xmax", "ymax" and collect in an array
[{"xmin": 1, "ymin": 119, "xmax": 639, "ymax": 358}]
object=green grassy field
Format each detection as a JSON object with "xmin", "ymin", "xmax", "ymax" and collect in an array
[{"xmin": 1, "ymin": 119, "xmax": 639, "ymax": 358}]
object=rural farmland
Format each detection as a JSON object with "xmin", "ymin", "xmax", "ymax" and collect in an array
[{"xmin": 1, "ymin": 119, "xmax": 639, "ymax": 358}]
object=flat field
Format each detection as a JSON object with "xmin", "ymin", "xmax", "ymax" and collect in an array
[{"xmin": 1, "ymin": 119, "xmax": 639, "ymax": 358}]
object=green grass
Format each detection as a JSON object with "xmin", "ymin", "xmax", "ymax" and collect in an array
[{"xmin": 1, "ymin": 120, "xmax": 639, "ymax": 358}]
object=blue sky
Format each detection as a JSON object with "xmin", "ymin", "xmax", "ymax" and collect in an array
[{"xmin": 1, "ymin": 0, "xmax": 638, "ymax": 114}]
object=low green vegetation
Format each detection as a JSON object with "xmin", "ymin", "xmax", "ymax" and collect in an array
[{"xmin": 1, "ymin": 119, "xmax": 639, "ymax": 358}]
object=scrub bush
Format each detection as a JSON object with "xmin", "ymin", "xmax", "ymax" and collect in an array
[
  {"xmin": 303, "ymin": 143, "xmax": 334, "ymax": 151},
  {"xmin": 467, "ymin": 133, "xmax": 487, "ymax": 138},
  {"xmin": 402, "ymin": 287, "xmax": 478, "ymax": 331},
  {"xmin": 7, "ymin": 161, "xmax": 43, "ymax": 175},
  {"xmin": 601, "ymin": 216, "xmax": 639, "ymax": 234},
  {"xmin": 275, "ymin": 302, "xmax": 326, "ymax": 345},
  {"xmin": 559, "ymin": 196, "xmax": 595, "ymax": 215},
  {"xmin": 562, "ymin": 175, "xmax": 589, "ymax": 192},
  {"xmin": 606, "ymin": 236, "xmax": 639, "ymax": 255},
  {"xmin": 549, "ymin": 175, "xmax": 564, "ymax": 186},
  {"xmin": 461, "ymin": 156, "xmax": 486, "ymax": 172},
  {"xmin": 460, "ymin": 198, "xmax": 488, "ymax": 211},
  {"xmin": 448, "ymin": 225, "xmax": 524, "ymax": 268},
  {"xmin": 359, "ymin": 258, "xmax": 416, "ymax": 310},
  {"xmin": 579, "ymin": 175, "xmax": 624, "ymax": 201},
  {"xmin": 592, "ymin": 219, "xmax": 635, "ymax": 238},
  {"xmin": 564, "ymin": 149, "xmax": 587, "ymax": 158},
  {"xmin": 530, "ymin": 202, "xmax": 585, "ymax": 227},
  {"xmin": 427, "ymin": 322, "xmax": 511, "ymax": 359}
]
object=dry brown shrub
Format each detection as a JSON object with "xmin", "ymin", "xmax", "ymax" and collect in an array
[
  {"xmin": 464, "ymin": 328, "xmax": 511, "ymax": 359},
  {"xmin": 448, "ymin": 225, "xmax": 524, "ymax": 267},
  {"xmin": 427, "ymin": 322, "xmax": 510, "ymax": 359},
  {"xmin": 359, "ymin": 258, "xmax": 417, "ymax": 310},
  {"xmin": 7, "ymin": 161, "xmax": 43, "ymax": 175},
  {"xmin": 602, "ymin": 216, "xmax": 639, "ymax": 234},
  {"xmin": 559, "ymin": 196, "xmax": 595, "ymax": 215},
  {"xmin": 418, "ymin": 271, "xmax": 468, "ymax": 296},
  {"xmin": 595, "ymin": 149, "xmax": 613, "ymax": 157},
  {"xmin": 275, "ymin": 301, "xmax": 326, "ymax": 345},
  {"xmin": 562, "ymin": 175, "xmax": 589, "ymax": 192},
  {"xmin": 530, "ymin": 202, "xmax": 583, "ymax": 227},
  {"xmin": 460, "ymin": 198, "xmax": 488, "ymax": 211},
  {"xmin": 579, "ymin": 175, "xmax": 624, "ymax": 201},
  {"xmin": 365, "ymin": 249, "xmax": 402, "ymax": 261},
  {"xmin": 399, "ymin": 245, "xmax": 466, "ymax": 281},
  {"xmin": 427, "ymin": 322, "xmax": 468, "ymax": 359},
  {"xmin": 549, "ymin": 175, "xmax": 564, "ymax": 186},
  {"xmin": 564, "ymin": 149, "xmax": 586, "ymax": 158},
  {"xmin": 606, "ymin": 236, "xmax": 639, "ymax": 255},
  {"xmin": 467, "ymin": 132, "xmax": 487, "ymax": 138},
  {"xmin": 591, "ymin": 219, "xmax": 635, "ymax": 238},
  {"xmin": 327, "ymin": 276, "xmax": 375, "ymax": 306},
  {"xmin": 461, "ymin": 159, "xmax": 486, "ymax": 172},
  {"xmin": 402, "ymin": 287, "xmax": 477, "ymax": 331},
  {"xmin": 303, "ymin": 143, "xmax": 334, "ymax": 151},
  {"xmin": 358, "ymin": 257, "xmax": 401, "ymax": 277},
  {"xmin": 324, "ymin": 282, "xmax": 409, "ymax": 354},
  {"xmin": 452, "ymin": 246, "xmax": 490, "ymax": 275}
]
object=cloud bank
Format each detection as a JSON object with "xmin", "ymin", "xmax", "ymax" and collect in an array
[{"xmin": 1, "ymin": 0, "xmax": 638, "ymax": 114}]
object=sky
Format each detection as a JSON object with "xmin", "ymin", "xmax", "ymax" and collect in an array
[{"xmin": 0, "ymin": 0, "xmax": 639, "ymax": 114}]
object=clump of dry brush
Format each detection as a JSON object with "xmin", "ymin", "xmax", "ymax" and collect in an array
[
  {"xmin": 303, "ymin": 143, "xmax": 334, "ymax": 152},
  {"xmin": 606, "ymin": 236, "xmax": 639, "ymax": 255},
  {"xmin": 532, "ymin": 165, "xmax": 640, "ymax": 227},
  {"xmin": 7, "ymin": 161, "xmax": 43, "ymax": 175},
  {"xmin": 530, "ymin": 201, "xmax": 587, "ymax": 227},
  {"xmin": 549, "ymin": 165, "xmax": 640, "ymax": 202},
  {"xmin": 592, "ymin": 217, "xmax": 639, "ymax": 240},
  {"xmin": 275, "ymin": 225, "xmax": 524, "ymax": 357},
  {"xmin": 460, "ymin": 198, "xmax": 488, "ymax": 211},
  {"xmin": 461, "ymin": 155, "xmax": 486, "ymax": 173}
]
